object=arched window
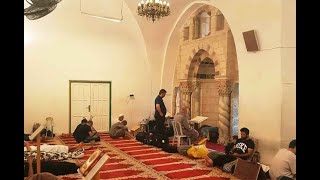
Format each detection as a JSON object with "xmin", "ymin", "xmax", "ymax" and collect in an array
[
  {"xmin": 216, "ymin": 12, "xmax": 224, "ymax": 31},
  {"xmin": 193, "ymin": 11, "xmax": 211, "ymax": 39},
  {"xmin": 196, "ymin": 58, "xmax": 215, "ymax": 79},
  {"xmin": 199, "ymin": 11, "xmax": 210, "ymax": 37}
]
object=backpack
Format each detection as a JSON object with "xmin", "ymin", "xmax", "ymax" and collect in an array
[
  {"xmin": 136, "ymin": 132, "xmax": 149, "ymax": 143},
  {"xmin": 162, "ymin": 144, "xmax": 178, "ymax": 153},
  {"xmin": 32, "ymin": 123, "xmax": 41, "ymax": 132},
  {"xmin": 151, "ymin": 133, "xmax": 169, "ymax": 148},
  {"xmin": 209, "ymin": 130, "xmax": 219, "ymax": 143}
]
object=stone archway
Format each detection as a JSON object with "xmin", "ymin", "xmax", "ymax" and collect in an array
[{"xmin": 172, "ymin": 5, "xmax": 239, "ymax": 143}]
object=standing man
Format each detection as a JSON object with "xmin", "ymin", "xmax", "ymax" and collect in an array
[{"xmin": 154, "ymin": 89, "xmax": 167, "ymax": 135}]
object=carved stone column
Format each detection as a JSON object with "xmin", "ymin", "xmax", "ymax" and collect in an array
[
  {"xmin": 172, "ymin": 88, "xmax": 178, "ymax": 116},
  {"xmin": 192, "ymin": 83, "xmax": 201, "ymax": 117},
  {"xmin": 218, "ymin": 80, "xmax": 232, "ymax": 144},
  {"xmin": 179, "ymin": 81, "xmax": 199, "ymax": 119}
]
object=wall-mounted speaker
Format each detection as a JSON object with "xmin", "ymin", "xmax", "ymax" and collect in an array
[{"xmin": 242, "ymin": 30, "xmax": 259, "ymax": 52}]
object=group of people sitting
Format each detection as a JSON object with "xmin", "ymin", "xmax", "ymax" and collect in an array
[
  {"xmin": 23, "ymin": 117, "xmax": 102, "ymax": 179},
  {"xmin": 23, "ymin": 108, "xmax": 295, "ymax": 180},
  {"xmin": 202, "ymin": 127, "xmax": 296, "ymax": 180},
  {"xmin": 73, "ymin": 118, "xmax": 100, "ymax": 143}
]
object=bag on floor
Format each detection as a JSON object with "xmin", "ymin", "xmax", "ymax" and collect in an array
[
  {"xmin": 152, "ymin": 133, "xmax": 169, "ymax": 148},
  {"xmin": 32, "ymin": 123, "xmax": 41, "ymax": 132},
  {"xmin": 147, "ymin": 120, "xmax": 156, "ymax": 133},
  {"xmin": 165, "ymin": 126, "xmax": 174, "ymax": 137},
  {"xmin": 208, "ymin": 130, "xmax": 219, "ymax": 143},
  {"xmin": 162, "ymin": 144, "xmax": 178, "ymax": 153},
  {"xmin": 222, "ymin": 159, "xmax": 237, "ymax": 173},
  {"xmin": 136, "ymin": 132, "xmax": 148, "ymax": 143}
]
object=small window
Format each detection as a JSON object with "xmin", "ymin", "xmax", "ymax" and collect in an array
[
  {"xmin": 183, "ymin": 27, "xmax": 189, "ymax": 41},
  {"xmin": 216, "ymin": 14, "xmax": 224, "ymax": 31},
  {"xmin": 193, "ymin": 17, "xmax": 200, "ymax": 39}
]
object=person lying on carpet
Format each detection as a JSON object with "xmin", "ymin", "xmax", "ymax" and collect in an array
[
  {"xmin": 24, "ymin": 155, "xmax": 84, "ymax": 178},
  {"xmin": 204, "ymin": 127, "xmax": 255, "ymax": 172},
  {"xmin": 24, "ymin": 156, "xmax": 60, "ymax": 180},
  {"xmin": 110, "ymin": 120, "xmax": 134, "ymax": 139},
  {"xmin": 24, "ymin": 141, "xmax": 85, "ymax": 161},
  {"xmin": 24, "ymin": 141, "xmax": 83, "ymax": 153}
]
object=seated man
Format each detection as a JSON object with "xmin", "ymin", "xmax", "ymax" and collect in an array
[
  {"xmin": 110, "ymin": 120, "xmax": 133, "ymax": 139},
  {"xmin": 174, "ymin": 106, "xmax": 200, "ymax": 144},
  {"xmin": 269, "ymin": 139, "xmax": 296, "ymax": 180},
  {"xmin": 204, "ymin": 127, "xmax": 255, "ymax": 169},
  {"xmin": 73, "ymin": 118, "xmax": 99, "ymax": 143},
  {"xmin": 87, "ymin": 120, "xmax": 100, "ymax": 142}
]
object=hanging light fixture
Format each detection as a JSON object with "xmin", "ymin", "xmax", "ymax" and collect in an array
[{"xmin": 137, "ymin": 0, "xmax": 170, "ymax": 23}]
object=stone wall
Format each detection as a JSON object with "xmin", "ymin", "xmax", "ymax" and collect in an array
[{"xmin": 173, "ymin": 5, "xmax": 238, "ymax": 139}]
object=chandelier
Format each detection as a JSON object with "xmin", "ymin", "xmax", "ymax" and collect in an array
[{"xmin": 137, "ymin": 0, "xmax": 170, "ymax": 23}]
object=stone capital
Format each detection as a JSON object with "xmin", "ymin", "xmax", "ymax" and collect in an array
[
  {"xmin": 179, "ymin": 81, "xmax": 199, "ymax": 93},
  {"xmin": 218, "ymin": 80, "xmax": 232, "ymax": 96}
]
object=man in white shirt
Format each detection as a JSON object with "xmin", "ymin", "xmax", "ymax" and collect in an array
[{"xmin": 269, "ymin": 139, "xmax": 296, "ymax": 180}]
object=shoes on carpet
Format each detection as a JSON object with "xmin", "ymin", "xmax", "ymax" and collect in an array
[
  {"xmin": 71, "ymin": 150, "xmax": 84, "ymax": 159},
  {"xmin": 70, "ymin": 148, "xmax": 85, "ymax": 159}
]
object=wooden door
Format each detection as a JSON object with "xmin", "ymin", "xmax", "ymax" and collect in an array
[{"xmin": 70, "ymin": 81, "xmax": 111, "ymax": 133}]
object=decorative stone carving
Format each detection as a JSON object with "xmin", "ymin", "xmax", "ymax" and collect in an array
[
  {"xmin": 218, "ymin": 80, "xmax": 232, "ymax": 143},
  {"xmin": 179, "ymin": 81, "xmax": 200, "ymax": 119},
  {"xmin": 172, "ymin": 88, "xmax": 178, "ymax": 116},
  {"xmin": 218, "ymin": 80, "xmax": 232, "ymax": 96},
  {"xmin": 180, "ymin": 81, "xmax": 199, "ymax": 93}
]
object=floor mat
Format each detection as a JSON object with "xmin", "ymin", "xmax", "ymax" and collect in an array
[{"xmin": 57, "ymin": 133, "xmax": 238, "ymax": 180}]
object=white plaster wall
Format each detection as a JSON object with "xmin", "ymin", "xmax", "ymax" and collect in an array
[
  {"xmin": 280, "ymin": 0, "xmax": 296, "ymax": 148},
  {"xmin": 24, "ymin": 1, "xmax": 151, "ymax": 134}
]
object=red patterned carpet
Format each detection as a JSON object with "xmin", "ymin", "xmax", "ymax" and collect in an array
[
  {"xmin": 57, "ymin": 133, "xmax": 236, "ymax": 180},
  {"xmin": 205, "ymin": 141, "xmax": 225, "ymax": 153}
]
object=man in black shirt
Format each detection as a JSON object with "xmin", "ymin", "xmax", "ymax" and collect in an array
[
  {"xmin": 205, "ymin": 127, "xmax": 255, "ymax": 168},
  {"xmin": 154, "ymin": 89, "xmax": 167, "ymax": 135},
  {"xmin": 73, "ymin": 118, "xmax": 92, "ymax": 143}
]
